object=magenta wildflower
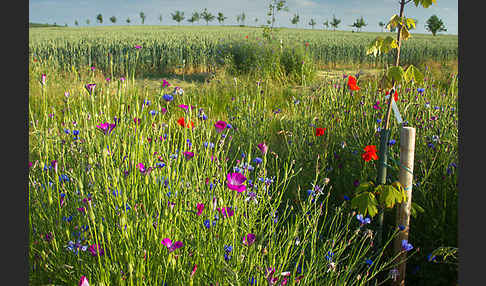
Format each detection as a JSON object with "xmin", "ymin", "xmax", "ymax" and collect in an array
[
  {"xmin": 191, "ymin": 264, "xmax": 197, "ymax": 277},
  {"xmin": 40, "ymin": 74, "xmax": 47, "ymax": 86},
  {"xmin": 90, "ymin": 66, "xmax": 95, "ymax": 71},
  {"xmin": 196, "ymin": 203, "xmax": 204, "ymax": 216},
  {"xmin": 96, "ymin": 122, "xmax": 116, "ymax": 135},
  {"xmin": 162, "ymin": 79, "xmax": 171, "ymax": 88},
  {"xmin": 161, "ymin": 238, "xmax": 183, "ymax": 252},
  {"xmin": 373, "ymin": 101, "xmax": 381, "ymax": 110},
  {"xmin": 215, "ymin": 120, "xmax": 227, "ymax": 132},
  {"xmin": 227, "ymin": 172, "xmax": 247, "ymax": 193},
  {"xmin": 78, "ymin": 276, "xmax": 89, "ymax": 286},
  {"xmin": 217, "ymin": 206, "xmax": 234, "ymax": 218},
  {"xmin": 183, "ymin": 151, "xmax": 194, "ymax": 160},
  {"xmin": 178, "ymin": 104, "xmax": 189, "ymax": 110},
  {"xmin": 135, "ymin": 45, "xmax": 142, "ymax": 49},
  {"xmin": 88, "ymin": 244, "xmax": 104, "ymax": 256},
  {"xmin": 257, "ymin": 143, "xmax": 268, "ymax": 154},
  {"xmin": 243, "ymin": 233, "xmax": 256, "ymax": 246},
  {"xmin": 85, "ymin": 83, "xmax": 96, "ymax": 94}
]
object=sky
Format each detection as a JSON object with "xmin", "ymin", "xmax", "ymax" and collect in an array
[{"xmin": 29, "ymin": 0, "xmax": 458, "ymax": 35}]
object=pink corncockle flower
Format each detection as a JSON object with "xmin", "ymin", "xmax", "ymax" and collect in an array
[
  {"xmin": 162, "ymin": 79, "xmax": 171, "ymax": 88},
  {"xmin": 183, "ymin": 151, "xmax": 194, "ymax": 160},
  {"xmin": 373, "ymin": 101, "xmax": 381, "ymax": 110},
  {"xmin": 178, "ymin": 104, "xmax": 189, "ymax": 110},
  {"xmin": 227, "ymin": 172, "xmax": 247, "ymax": 193},
  {"xmin": 40, "ymin": 74, "xmax": 47, "ymax": 86},
  {"xmin": 29, "ymin": 161, "xmax": 33, "ymax": 168},
  {"xmin": 120, "ymin": 77, "xmax": 126, "ymax": 82},
  {"xmin": 243, "ymin": 233, "xmax": 256, "ymax": 246},
  {"xmin": 217, "ymin": 206, "xmax": 234, "ymax": 218},
  {"xmin": 106, "ymin": 77, "xmax": 111, "ymax": 82},
  {"xmin": 257, "ymin": 143, "xmax": 268, "ymax": 155},
  {"xmin": 88, "ymin": 244, "xmax": 104, "ymax": 256},
  {"xmin": 214, "ymin": 120, "xmax": 227, "ymax": 132},
  {"xmin": 191, "ymin": 264, "xmax": 197, "ymax": 277},
  {"xmin": 196, "ymin": 203, "xmax": 204, "ymax": 216},
  {"xmin": 161, "ymin": 238, "xmax": 183, "ymax": 252},
  {"xmin": 78, "ymin": 276, "xmax": 89, "ymax": 286},
  {"xmin": 133, "ymin": 117, "xmax": 141, "ymax": 125},
  {"xmin": 77, "ymin": 207, "xmax": 86, "ymax": 214},
  {"xmin": 135, "ymin": 45, "xmax": 142, "ymax": 49},
  {"xmin": 161, "ymin": 107, "xmax": 167, "ymax": 114},
  {"xmin": 90, "ymin": 66, "xmax": 96, "ymax": 71},
  {"xmin": 265, "ymin": 268, "xmax": 278, "ymax": 285},
  {"xmin": 85, "ymin": 83, "xmax": 96, "ymax": 94},
  {"xmin": 96, "ymin": 122, "xmax": 116, "ymax": 135}
]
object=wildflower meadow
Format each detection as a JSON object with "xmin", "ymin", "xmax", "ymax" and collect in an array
[{"xmin": 29, "ymin": 3, "xmax": 458, "ymax": 286}]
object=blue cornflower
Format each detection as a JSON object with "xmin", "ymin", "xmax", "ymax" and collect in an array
[
  {"xmin": 59, "ymin": 174, "xmax": 69, "ymax": 183},
  {"xmin": 144, "ymin": 99, "xmax": 151, "ymax": 106},
  {"xmin": 365, "ymin": 259, "xmax": 373, "ymax": 267},
  {"xmin": 306, "ymin": 189, "xmax": 315, "ymax": 197},
  {"xmin": 427, "ymin": 253, "xmax": 437, "ymax": 262},
  {"xmin": 398, "ymin": 224, "xmax": 406, "ymax": 231},
  {"xmin": 417, "ymin": 88, "xmax": 425, "ymax": 94},
  {"xmin": 249, "ymin": 277, "xmax": 256, "ymax": 285},
  {"xmin": 163, "ymin": 94, "xmax": 174, "ymax": 102},
  {"xmin": 224, "ymin": 245, "xmax": 233, "ymax": 253},
  {"xmin": 73, "ymin": 130, "xmax": 79, "ymax": 136},
  {"xmin": 62, "ymin": 215, "xmax": 73, "ymax": 222},
  {"xmin": 224, "ymin": 252, "xmax": 232, "ymax": 261},
  {"xmin": 203, "ymin": 219, "xmax": 211, "ymax": 229},
  {"xmin": 343, "ymin": 195, "xmax": 350, "ymax": 201},
  {"xmin": 357, "ymin": 214, "xmax": 371, "ymax": 225},
  {"xmin": 325, "ymin": 251, "xmax": 334, "ymax": 261},
  {"xmin": 401, "ymin": 239, "xmax": 413, "ymax": 252},
  {"xmin": 156, "ymin": 162, "xmax": 166, "ymax": 168},
  {"xmin": 388, "ymin": 139, "xmax": 396, "ymax": 146},
  {"xmin": 149, "ymin": 110, "xmax": 157, "ymax": 116},
  {"xmin": 64, "ymin": 128, "xmax": 70, "ymax": 134},
  {"xmin": 227, "ymin": 123, "xmax": 233, "ymax": 129},
  {"xmin": 376, "ymin": 118, "xmax": 382, "ymax": 124},
  {"xmin": 253, "ymin": 157, "xmax": 263, "ymax": 164}
]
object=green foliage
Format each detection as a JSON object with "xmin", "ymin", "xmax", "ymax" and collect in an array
[
  {"xmin": 404, "ymin": 64, "xmax": 424, "ymax": 85},
  {"xmin": 366, "ymin": 36, "xmax": 398, "ymax": 57},
  {"xmin": 425, "ymin": 15, "xmax": 447, "ymax": 36},
  {"xmin": 413, "ymin": 0, "xmax": 437, "ymax": 8},
  {"xmin": 387, "ymin": 66, "xmax": 406, "ymax": 82},
  {"xmin": 350, "ymin": 17, "xmax": 367, "ymax": 32},
  {"xmin": 411, "ymin": 202, "xmax": 425, "ymax": 218},
  {"xmin": 351, "ymin": 192, "xmax": 378, "ymax": 217},
  {"xmin": 376, "ymin": 183, "xmax": 407, "ymax": 208}
]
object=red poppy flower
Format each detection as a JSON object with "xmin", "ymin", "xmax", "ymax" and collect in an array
[
  {"xmin": 245, "ymin": 35, "xmax": 248, "ymax": 39},
  {"xmin": 315, "ymin": 127, "xmax": 326, "ymax": 136},
  {"xmin": 362, "ymin": 145, "xmax": 378, "ymax": 162},
  {"xmin": 347, "ymin": 76, "xmax": 360, "ymax": 91},
  {"xmin": 305, "ymin": 42, "xmax": 309, "ymax": 47},
  {"xmin": 387, "ymin": 90, "xmax": 398, "ymax": 102},
  {"xmin": 177, "ymin": 117, "xmax": 185, "ymax": 127}
]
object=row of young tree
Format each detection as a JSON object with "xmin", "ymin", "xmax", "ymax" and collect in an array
[{"xmin": 72, "ymin": 9, "xmax": 447, "ymax": 36}]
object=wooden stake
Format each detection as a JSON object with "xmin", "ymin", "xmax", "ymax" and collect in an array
[{"xmin": 393, "ymin": 126, "xmax": 416, "ymax": 286}]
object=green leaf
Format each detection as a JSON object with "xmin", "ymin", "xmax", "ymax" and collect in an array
[
  {"xmin": 351, "ymin": 192, "xmax": 379, "ymax": 217},
  {"xmin": 376, "ymin": 184, "xmax": 406, "ymax": 208},
  {"xmin": 366, "ymin": 36, "xmax": 397, "ymax": 57},
  {"xmin": 414, "ymin": 0, "xmax": 436, "ymax": 8},
  {"xmin": 411, "ymin": 202, "xmax": 425, "ymax": 218},
  {"xmin": 386, "ymin": 14, "xmax": 400, "ymax": 31},
  {"xmin": 387, "ymin": 66, "xmax": 405, "ymax": 83},
  {"xmin": 356, "ymin": 181, "xmax": 375, "ymax": 194},
  {"xmin": 404, "ymin": 64, "xmax": 424, "ymax": 85},
  {"xmin": 400, "ymin": 26, "xmax": 411, "ymax": 41},
  {"xmin": 405, "ymin": 18, "xmax": 416, "ymax": 30},
  {"xmin": 392, "ymin": 181, "xmax": 408, "ymax": 202}
]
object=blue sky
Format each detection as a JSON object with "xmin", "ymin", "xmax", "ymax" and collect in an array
[{"xmin": 29, "ymin": 0, "xmax": 457, "ymax": 34}]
